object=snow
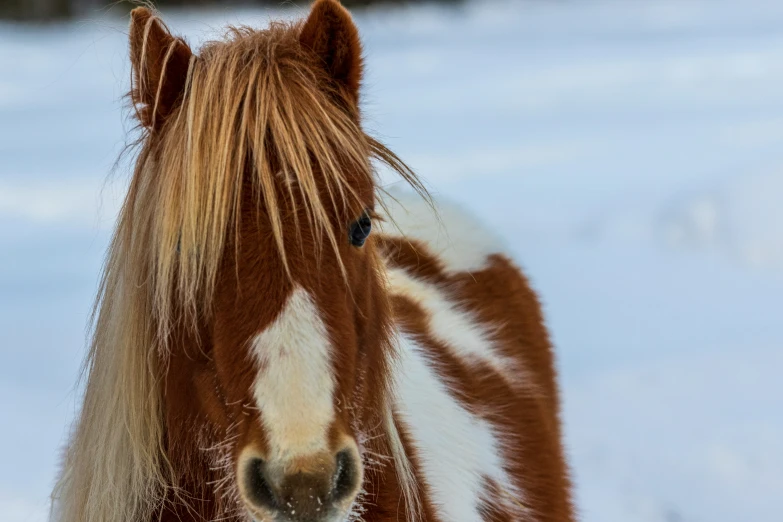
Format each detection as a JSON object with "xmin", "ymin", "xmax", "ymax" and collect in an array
[{"xmin": 1, "ymin": 1, "xmax": 781, "ymax": 521}]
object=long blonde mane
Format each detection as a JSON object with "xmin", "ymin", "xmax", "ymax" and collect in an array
[{"xmin": 52, "ymin": 17, "xmax": 424, "ymax": 522}]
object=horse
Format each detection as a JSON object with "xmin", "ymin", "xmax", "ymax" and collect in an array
[{"xmin": 52, "ymin": 1, "xmax": 574, "ymax": 521}]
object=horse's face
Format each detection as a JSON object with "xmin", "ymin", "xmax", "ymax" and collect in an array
[
  {"xmin": 207, "ymin": 180, "xmax": 382, "ymax": 522},
  {"xmin": 129, "ymin": 2, "xmax": 388, "ymax": 520},
  {"xmin": 204, "ymin": 139, "xmax": 383, "ymax": 521}
]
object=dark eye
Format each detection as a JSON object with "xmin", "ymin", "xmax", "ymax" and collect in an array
[{"xmin": 349, "ymin": 211, "xmax": 372, "ymax": 247}]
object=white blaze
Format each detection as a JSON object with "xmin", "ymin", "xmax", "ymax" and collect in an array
[{"xmin": 250, "ymin": 286, "xmax": 335, "ymax": 458}]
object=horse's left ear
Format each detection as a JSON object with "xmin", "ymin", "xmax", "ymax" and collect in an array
[{"xmin": 300, "ymin": 0, "xmax": 363, "ymax": 104}]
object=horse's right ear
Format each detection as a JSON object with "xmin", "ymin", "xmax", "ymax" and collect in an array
[{"xmin": 129, "ymin": 7, "xmax": 192, "ymax": 131}]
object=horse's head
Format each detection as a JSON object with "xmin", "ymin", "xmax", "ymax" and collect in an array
[{"xmin": 125, "ymin": 2, "xmax": 419, "ymax": 520}]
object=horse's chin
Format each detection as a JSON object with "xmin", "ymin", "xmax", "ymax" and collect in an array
[{"xmin": 242, "ymin": 501, "xmax": 353, "ymax": 522}]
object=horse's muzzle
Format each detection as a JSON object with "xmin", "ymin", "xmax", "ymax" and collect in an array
[{"xmin": 240, "ymin": 446, "xmax": 362, "ymax": 521}]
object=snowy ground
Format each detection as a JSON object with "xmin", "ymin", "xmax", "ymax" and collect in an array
[{"xmin": 1, "ymin": 1, "xmax": 782, "ymax": 521}]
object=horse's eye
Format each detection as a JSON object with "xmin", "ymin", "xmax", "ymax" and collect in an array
[{"xmin": 349, "ymin": 211, "xmax": 372, "ymax": 247}]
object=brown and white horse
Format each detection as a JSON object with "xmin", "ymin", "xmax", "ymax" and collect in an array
[{"xmin": 52, "ymin": 1, "xmax": 574, "ymax": 521}]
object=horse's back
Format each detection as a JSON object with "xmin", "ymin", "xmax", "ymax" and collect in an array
[{"xmin": 378, "ymin": 190, "xmax": 574, "ymax": 521}]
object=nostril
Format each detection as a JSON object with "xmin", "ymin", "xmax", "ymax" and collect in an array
[
  {"xmin": 245, "ymin": 458, "xmax": 278, "ymax": 510},
  {"xmin": 331, "ymin": 449, "xmax": 359, "ymax": 503}
]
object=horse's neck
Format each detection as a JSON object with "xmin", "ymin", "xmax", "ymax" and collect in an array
[{"xmin": 373, "ymin": 196, "xmax": 575, "ymax": 520}]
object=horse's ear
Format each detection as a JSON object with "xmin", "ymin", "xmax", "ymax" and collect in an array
[
  {"xmin": 129, "ymin": 7, "xmax": 192, "ymax": 130},
  {"xmin": 300, "ymin": 0, "xmax": 363, "ymax": 103}
]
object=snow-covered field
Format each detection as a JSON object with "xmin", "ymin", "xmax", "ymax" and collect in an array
[{"xmin": 1, "ymin": 1, "xmax": 782, "ymax": 521}]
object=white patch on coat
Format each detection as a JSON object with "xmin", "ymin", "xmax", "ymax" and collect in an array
[
  {"xmin": 249, "ymin": 287, "xmax": 335, "ymax": 458},
  {"xmin": 379, "ymin": 188, "xmax": 507, "ymax": 274},
  {"xmin": 391, "ymin": 331, "xmax": 530, "ymax": 521},
  {"xmin": 386, "ymin": 267, "xmax": 526, "ymax": 387}
]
